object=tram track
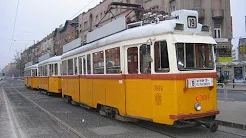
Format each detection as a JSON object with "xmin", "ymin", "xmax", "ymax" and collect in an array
[{"xmin": 4, "ymin": 83, "xmax": 87, "ymax": 138}]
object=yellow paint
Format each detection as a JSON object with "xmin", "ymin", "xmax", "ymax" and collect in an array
[
  {"xmin": 125, "ymin": 79, "xmax": 153, "ymax": 120},
  {"xmin": 31, "ymin": 77, "xmax": 39, "ymax": 89},
  {"xmin": 38, "ymin": 77, "xmax": 49, "ymax": 90},
  {"xmin": 62, "ymin": 78, "xmax": 80, "ymax": 102},
  {"xmin": 60, "ymin": 77, "xmax": 218, "ymax": 126},
  {"xmin": 48, "ymin": 77, "xmax": 61, "ymax": 93},
  {"xmin": 24, "ymin": 78, "xmax": 28, "ymax": 86}
]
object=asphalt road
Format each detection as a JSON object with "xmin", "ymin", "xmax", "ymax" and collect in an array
[
  {"xmin": 217, "ymin": 89, "xmax": 246, "ymax": 102},
  {"xmin": 1, "ymin": 79, "xmax": 246, "ymax": 138}
]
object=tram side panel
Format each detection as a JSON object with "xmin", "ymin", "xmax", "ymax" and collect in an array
[
  {"xmin": 48, "ymin": 76, "xmax": 62, "ymax": 93},
  {"xmin": 92, "ymin": 78, "xmax": 106, "ymax": 108},
  {"xmin": 125, "ymin": 77, "xmax": 153, "ymax": 120},
  {"xmin": 31, "ymin": 77, "xmax": 39, "ymax": 89},
  {"xmin": 152, "ymin": 79, "xmax": 177, "ymax": 125},
  {"xmin": 24, "ymin": 77, "xmax": 28, "ymax": 86},
  {"xmin": 27, "ymin": 77, "xmax": 32, "ymax": 87},
  {"xmin": 38, "ymin": 77, "xmax": 49, "ymax": 90},
  {"xmin": 105, "ymin": 78, "xmax": 126, "ymax": 115},
  {"xmin": 79, "ymin": 77, "xmax": 94, "ymax": 107},
  {"xmin": 62, "ymin": 76, "xmax": 80, "ymax": 102}
]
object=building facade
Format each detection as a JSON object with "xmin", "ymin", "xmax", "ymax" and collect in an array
[
  {"xmin": 54, "ymin": 20, "xmax": 79, "ymax": 56},
  {"xmin": 143, "ymin": 0, "xmax": 232, "ymax": 62}
]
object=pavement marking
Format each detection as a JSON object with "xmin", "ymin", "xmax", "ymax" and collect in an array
[
  {"xmin": 9, "ymin": 85, "xmax": 87, "ymax": 138},
  {"xmin": 242, "ymin": 92, "xmax": 246, "ymax": 95}
]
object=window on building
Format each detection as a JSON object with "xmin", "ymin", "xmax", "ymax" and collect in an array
[
  {"xmin": 127, "ymin": 47, "xmax": 138, "ymax": 74},
  {"xmin": 93, "ymin": 51, "xmax": 104, "ymax": 74},
  {"xmin": 68, "ymin": 59, "xmax": 73, "ymax": 75},
  {"xmin": 87, "ymin": 54, "xmax": 91, "ymax": 74},
  {"xmin": 214, "ymin": 24, "xmax": 221, "ymax": 38},
  {"xmin": 154, "ymin": 41, "xmax": 169, "ymax": 72},
  {"xmin": 140, "ymin": 44, "xmax": 152, "ymax": 74},
  {"xmin": 106, "ymin": 47, "xmax": 121, "ymax": 74}
]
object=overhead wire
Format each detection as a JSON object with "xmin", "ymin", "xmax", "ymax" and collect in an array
[
  {"xmin": 10, "ymin": 0, "xmax": 20, "ymax": 50},
  {"xmin": 70, "ymin": 0, "xmax": 96, "ymax": 19}
]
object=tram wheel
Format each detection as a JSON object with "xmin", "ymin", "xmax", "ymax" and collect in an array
[{"xmin": 209, "ymin": 121, "xmax": 218, "ymax": 133}]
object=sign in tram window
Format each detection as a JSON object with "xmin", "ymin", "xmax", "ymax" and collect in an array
[
  {"xmin": 127, "ymin": 47, "xmax": 138, "ymax": 74},
  {"xmin": 140, "ymin": 45, "xmax": 152, "ymax": 74},
  {"xmin": 93, "ymin": 51, "xmax": 104, "ymax": 74},
  {"xmin": 154, "ymin": 41, "xmax": 169, "ymax": 72},
  {"xmin": 106, "ymin": 47, "xmax": 120, "ymax": 74}
]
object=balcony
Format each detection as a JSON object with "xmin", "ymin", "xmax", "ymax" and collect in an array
[{"xmin": 212, "ymin": 9, "xmax": 224, "ymax": 20}]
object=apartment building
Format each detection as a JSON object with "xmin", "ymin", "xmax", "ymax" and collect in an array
[
  {"xmin": 54, "ymin": 20, "xmax": 79, "ymax": 56},
  {"xmin": 143, "ymin": 0, "xmax": 232, "ymax": 62}
]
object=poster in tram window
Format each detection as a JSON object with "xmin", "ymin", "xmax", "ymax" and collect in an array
[{"xmin": 234, "ymin": 67, "xmax": 243, "ymax": 80}]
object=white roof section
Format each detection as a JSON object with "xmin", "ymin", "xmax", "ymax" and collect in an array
[
  {"xmin": 38, "ymin": 56, "xmax": 61, "ymax": 66},
  {"xmin": 24, "ymin": 64, "xmax": 38, "ymax": 70},
  {"xmin": 173, "ymin": 34, "xmax": 216, "ymax": 44}
]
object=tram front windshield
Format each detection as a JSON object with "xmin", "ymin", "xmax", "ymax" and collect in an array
[{"xmin": 176, "ymin": 43, "xmax": 214, "ymax": 71}]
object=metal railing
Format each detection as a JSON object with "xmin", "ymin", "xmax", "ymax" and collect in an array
[{"xmin": 217, "ymin": 82, "xmax": 246, "ymax": 102}]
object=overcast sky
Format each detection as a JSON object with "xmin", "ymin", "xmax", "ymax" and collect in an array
[{"xmin": 1, "ymin": 0, "xmax": 246, "ymax": 70}]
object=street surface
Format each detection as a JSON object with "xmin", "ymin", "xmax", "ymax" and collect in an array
[{"xmin": 1, "ymin": 79, "xmax": 246, "ymax": 138}]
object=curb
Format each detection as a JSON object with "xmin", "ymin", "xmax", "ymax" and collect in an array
[{"xmin": 216, "ymin": 120, "xmax": 246, "ymax": 130}]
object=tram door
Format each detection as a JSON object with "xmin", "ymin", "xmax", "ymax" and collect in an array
[
  {"xmin": 124, "ymin": 45, "xmax": 153, "ymax": 119},
  {"xmin": 79, "ymin": 56, "xmax": 93, "ymax": 107}
]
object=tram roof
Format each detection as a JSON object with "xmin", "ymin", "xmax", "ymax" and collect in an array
[
  {"xmin": 24, "ymin": 63, "xmax": 38, "ymax": 70},
  {"xmin": 62, "ymin": 10, "xmax": 215, "ymax": 59},
  {"xmin": 38, "ymin": 56, "xmax": 61, "ymax": 66}
]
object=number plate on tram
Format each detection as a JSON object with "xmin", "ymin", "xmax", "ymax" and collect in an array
[{"xmin": 186, "ymin": 78, "xmax": 213, "ymax": 88}]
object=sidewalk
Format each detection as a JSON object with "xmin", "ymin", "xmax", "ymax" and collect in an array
[{"xmin": 216, "ymin": 100, "xmax": 246, "ymax": 130}]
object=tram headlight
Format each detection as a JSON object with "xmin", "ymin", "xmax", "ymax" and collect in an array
[{"xmin": 194, "ymin": 102, "xmax": 202, "ymax": 111}]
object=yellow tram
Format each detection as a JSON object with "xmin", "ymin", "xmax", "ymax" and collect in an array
[
  {"xmin": 37, "ymin": 56, "xmax": 62, "ymax": 94},
  {"xmin": 60, "ymin": 10, "xmax": 219, "ymax": 132},
  {"xmin": 24, "ymin": 64, "xmax": 38, "ymax": 89}
]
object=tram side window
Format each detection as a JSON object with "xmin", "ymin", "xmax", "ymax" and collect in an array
[
  {"xmin": 176, "ymin": 43, "xmax": 214, "ymax": 70},
  {"xmin": 87, "ymin": 54, "xmax": 91, "ymax": 74},
  {"xmin": 54, "ymin": 63, "xmax": 58, "ymax": 75},
  {"xmin": 140, "ymin": 44, "xmax": 152, "ymax": 74},
  {"xmin": 44, "ymin": 65, "xmax": 48, "ymax": 76},
  {"xmin": 49, "ymin": 64, "xmax": 52, "ymax": 76},
  {"xmin": 83, "ymin": 58, "xmax": 86, "ymax": 75},
  {"xmin": 127, "ymin": 47, "xmax": 138, "ymax": 74},
  {"xmin": 93, "ymin": 51, "xmax": 104, "ymax": 74},
  {"xmin": 74, "ymin": 58, "xmax": 78, "ymax": 75},
  {"xmin": 154, "ymin": 41, "xmax": 169, "ymax": 72},
  {"xmin": 106, "ymin": 47, "xmax": 120, "ymax": 74},
  {"xmin": 68, "ymin": 59, "xmax": 73, "ymax": 75},
  {"xmin": 62, "ymin": 61, "xmax": 67, "ymax": 75},
  {"xmin": 79, "ymin": 57, "xmax": 82, "ymax": 75}
]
